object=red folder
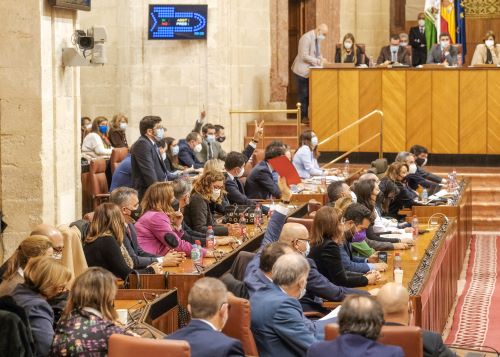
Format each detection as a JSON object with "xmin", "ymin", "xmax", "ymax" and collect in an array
[{"xmin": 268, "ymin": 156, "xmax": 302, "ymax": 185}]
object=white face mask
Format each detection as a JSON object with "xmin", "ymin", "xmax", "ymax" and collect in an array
[
  {"xmin": 304, "ymin": 241, "xmax": 311, "ymax": 257},
  {"xmin": 298, "ymin": 283, "xmax": 307, "ymax": 300},
  {"xmin": 85, "ymin": 124, "xmax": 92, "ymax": 130},
  {"xmin": 486, "ymin": 40, "xmax": 495, "ymax": 48},
  {"xmin": 206, "ymin": 134, "xmax": 215, "ymax": 142},
  {"xmin": 408, "ymin": 163, "xmax": 417, "ymax": 174},
  {"xmin": 418, "ymin": 19, "xmax": 425, "ymax": 27},
  {"xmin": 211, "ymin": 189, "xmax": 221, "ymax": 201},
  {"xmin": 350, "ymin": 191, "xmax": 357, "ymax": 203},
  {"xmin": 311, "ymin": 136, "xmax": 319, "ymax": 147},
  {"xmin": 161, "ymin": 152, "xmax": 166, "ymax": 161},
  {"xmin": 400, "ymin": 42, "xmax": 408, "ymax": 47},
  {"xmin": 154, "ymin": 128, "xmax": 164, "ymax": 140},
  {"xmin": 441, "ymin": 40, "xmax": 450, "ymax": 49},
  {"xmin": 422, "ymin": 158, "xmax": 428, "ymax": 167},
  {"xmin": 194, "ymin": 143, "xmax": 202, "ymax": 153},
  {"xmin": 317, "ymin": 34, "xmax": 326, "ymax": 41},
  {"xmin": 119, "ymin": 122, "xmax": 127, "ymax": 130},
  {"xmin": 344, "ymin": 41, "xmax": 353, "ymax": 50},
  {"xmin": 236, "ymin": 167, "xmax": 245, "ymax": 178}
]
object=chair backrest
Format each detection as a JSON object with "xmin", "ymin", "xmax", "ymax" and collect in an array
[
  {"xmin": 455, "ymin": 44, "xmax": 463, "ymax": 55},
  {"xmin": 325, "ymin": 324, "xmax": 423, "ymax": 357},
  {"xmin": 89, "ymin": 158, "xmax": 108, "ymax": 196},
  {"xmin": 229, "ymin": 251, "xmax": 256, "ymax": 282},
  {"xmin": 222, "ymin": 295, "xmax": 259, "ymax": 357},
  {"xmin": 406, "ymin": 45, "xmax": 412, "ymax": 64},
  {"xmin": 109, "ymin": 148, "xmax": 129, "ymax": 175},
  {"xmin": 286, "ymin": 217, "xmax": 313, "ymax": 232},
  {"xmin": 108, "ymin": 334, "xmax": 190, "ymax": 357}
]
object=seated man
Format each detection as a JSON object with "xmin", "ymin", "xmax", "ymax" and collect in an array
[
  {"xmin": 377, "ymin": 34, "xmax": 411, "ymax": 66},
  {"xmin": 395, "ymin": 151, "xmax": 439, "ymax": 192},
  {"xmin": 244, "ymin": 142, "xmax": 284, "ymax": 200},
  {"xmin": 110, "ymin": 154, "xmax": 132, "ymax": 191},
  {"xmin": 224, "ymin": 152, "xmax": 259, "ymax": 206},
  {"xmin": 409, "ymin": 144, "xmax": 446, "ymax": 185},
  {"xmin": 167, "ymin": 277, "xmax": 244, "ymax": 357},
  {"xmin": 178, "ymin": 131, "xmax": 204, "ymax": 169},
  {"xmin": 307, "ymin": 295, "xmax": 404, "ymax": 357},
  {"xmin": 377, "ymin": 282, "xmax": 456, "ymax": 357},
  {"xmin": 327, "ymin": 181, "xmax": 354, "ymax": 205},
  {"xmin": 196, "ymin": 123, "xmax": 227, "ymax": 163},
  {"xmin": 427, "ymin": 32, "xmax": 458, "ymax": 65},
  {"xmin": 399, "ymin": 32, "xmax": 409, "ymax": 47}
]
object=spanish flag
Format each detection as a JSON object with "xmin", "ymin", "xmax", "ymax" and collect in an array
[{"xmin": 441, "ymin": 0, "xmax": 456, "ymax": 43}]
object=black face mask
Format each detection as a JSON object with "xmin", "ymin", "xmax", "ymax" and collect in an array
[
  {"xmin": 216, "ymin": 136, "xmax": 226, "ymax": 143},
  {"xmin": 129, "ymin": 206, "xmax": 142, "ymax": 221},
  {"xmin": 415, "ymin": 157, "xmax": 425, "ymax": 167}
]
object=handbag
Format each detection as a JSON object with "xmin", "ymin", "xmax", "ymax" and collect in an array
[{"xmin": 223, "ymin": 204, "xmax": 256, "ymax": 224}]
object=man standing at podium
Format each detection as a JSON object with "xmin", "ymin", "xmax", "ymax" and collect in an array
[
  {"xmin": 409, "ymin": 13, "xmax": 428, "ymax": 66},
  {"xmin": 291, "ymin": 24, "xmax": 329, "ymax": 124}
]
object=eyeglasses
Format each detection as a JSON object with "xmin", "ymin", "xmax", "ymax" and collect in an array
[{"xmin": 213, "ymin": 185, "xmax": 224, "ymax": 190}]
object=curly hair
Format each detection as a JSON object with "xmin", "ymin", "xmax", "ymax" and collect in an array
[{"xmin": 192, "ymin": 170, "xmax": 226, "ymax": 203}]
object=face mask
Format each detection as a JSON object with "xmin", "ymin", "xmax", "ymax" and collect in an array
[
  {"xmin": 390, "ymin": 45, "xmax": 400, "ymax": 53},
  {"xmin": 85, "ymin": 124, "xmax": 92, "ymax": 130},
  {"xmin": 161, "ymin": 152, "xmax": 166, "ymax": 161},
  {"xmin": 206, "ymin": 134, "xmax": 215, "ymax": 142},
  {"xmin": 318, "ymin": 34, "xmax": 326, "ymax": 41},
  {"xmin": 304, "ymin": 241, "xmax": 311, "ymax": 257},
  {"xmin": 129, "ymin": 206, "xmax": 142, "ymax": 221},
  {"xmin": 350, "ymin": 191, "xmax": 357, "ymax": 203},
  {"xmin": 415, "ymin": 157, "xmax": 427, "ymax": 167},
  {"xmin": 171, "ymin": 145, "xmax": 179, "ymax": 156},
  {"xmin": 119, "ymin": 122, "xmax": 127, "ymax": 130},
  {"xmin": 216, "ymin": 136, "xmax": 226, "ymax": 143},
  {"xmin": 211, "ymin": 189, "xmax": 221, "ymax": 201},
  {"xmin": 408, "ymin": 163, "xmax": 417, "ymax": 174},
  {"xmin": 344, "ymin": 42, "xmax": 353, "ymax": 50},
  {"xmin": 418, "ymin": 19, "xmax": 425, "ymax": 27},
  {"xmin": 298, "ymin": 285, "xmax": 307, "ymax": 300},
  {"xmin": 98, "ymin": 125, "xmax": 108, "ymax": 134},
  {"xmin": 311, "ymin": 136, "xmax": 319, "ymax": 147},
  {"xmin": 236, "ymin": 167, "xmax": 245, "ymax": 178},
  {"xmin": 486, "ymin": 40, "xmax": 495, "ymax": 48},
  {"xmin": 352, "ymin": 230, "xmax": 367, "ymax": 243},
  {"xmin": 441, "ymin": 40, "xmax": 450, "ymax": 49},
  {"xmin": 194, "ymin": 143, "xmax": 203, "ymax": 153},
  {"xmin": 400, "ymin": 42, "xmax": 408, "ymax": 47},
  {"xmin": 52, "ymin": 251, "xmax": 63, "ymax": 260},
  {"xmin": 154, "ymin": 128, "xmax": 164, "ymax": 140}
]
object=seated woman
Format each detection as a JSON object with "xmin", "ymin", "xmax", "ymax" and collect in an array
[
  {"xmin": 309, "ymin": 206, "xmax": 378, "ymax": 288},
  {"xmin": 0, "ymin": 235, "xmax": 53, "ymax": 297},
  {"xmin": 184, "ymin": 170, "xmax": 230, "ymax": 236},
  {"xmin": 292, "ymin": 130, "xmax": 336, "ymax": 179},
  {"xmin": 81, "ymin": 116, "xmax": 113, "ymax": 160},
  {"xmin": 383, "ymin": 162, "xmax": 421, "ymax": 219},
  {"xmin": 376, "ymin": 179, "xmax": 411, "ymax": 229},
  {"xmin": 51, "ymin": 267, "xmax": 131, "ymax": 356},
  {"xmin": 108, "ymin": 113, "xmax": 129, "ymax": 148},
  {"xmin": 164, "ymin": 137, "xmax": 186, "ymax": 172},
  {"xmin": 11, "ymin": 256, "xmax": 71, "ymax": 357},
  {"xmin": 157, "ymin": 138, "xmax": 183, "ymax": 181},
  {"xmin": 204, "ymin": 158, "xmax": 225, "ymax": 173},
  {"xmin": 83, "ymin": 203, "xmax": 160, "ymax": 280},
  {"xmin": 135, "ymin": 182, "xmax": 209, "ymax": 256},
  {"xmin": 471, "ymin": 30, "xmax": 500, "ymax": 65},
  {"xmin": 335, "ymin": 33, "xmax": 368, "ymax": 66}
]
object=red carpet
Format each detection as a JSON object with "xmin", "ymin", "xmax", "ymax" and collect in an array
[{"xmin": 446, "ymin": 235, "xmax": 500, "ymax": 350}]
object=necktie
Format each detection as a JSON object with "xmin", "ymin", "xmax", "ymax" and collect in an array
[
  {"xmin": 272, "ymin": 171, "xmax": 279, "ymax": 184},
  {"xmin": 420, "ymin": 27, "xmax": 424, "ymax": 34},
  {"xmin": 315, "ymin": 38, "xmax": 320, "ymax": 59},
  {"xmin": 207, "ymin": 142, "xmax": 213, "ymax": 160},
  {"xmin": 392, "ymin": 51, "xmax": 397, "ymax": 62}
]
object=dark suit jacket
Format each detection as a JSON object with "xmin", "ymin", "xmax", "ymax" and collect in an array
[
  {"xmin": 377, "ymin": 45, "xmax": 411, "ymax": 65},
  {"xmin": 407, "ymin": 172, "xmax": 440, "ymax": 191},
  {"xmin": 183, "ymin": 192, "xmax": 229, "ymax": 236},
  {"xmin": 244, "ymin": 161, "xmax": 281, "ymax": 200},
  {"xmin": 427, "ymin": 44, "xmax": 458, "ymax": 65},
  {"xmin": 307, "ymin": 333, "xmax": 404, "ymax": 357},
  {"xmin": 409, "ymin": 26, "xmax": 428, "ymax": 66},
  {"xmin": 387, "ymin": 179, "xmax": 421, "ymax": 218},
  {"xmin": 385, "ymin": 322, "xmax": 456, "ymax": 357},
  {"xmin": 225, "ymin": 174, "xmax": 255, "ymax": 206},
  {"xmin": 123, "ymin": 223, "xmax": 158, "ymax": 269},
  {"xmin": 130, "ymin": 136, "xmax": 167, "ymax": 198},
  {"xmin": 177, "ymin": 139, "xmax": 204, "ymax": 169},
  {"xmin": 167, "ymin": 319, "xmax": 244, "ymax": 357},
  {"xmin": 335, "ymin": 45, "xmax": 367, "ymax": 66},
  {"xmin": 417, "ymin": 166, "xmax": 442, "ymax": 184}
]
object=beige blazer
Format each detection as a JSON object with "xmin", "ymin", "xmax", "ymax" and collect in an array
[
  {"xmin": 471, "ymin": 44, "xmax": 500, "ymax": 65},
  {"xmin": 59, "ymin": 224, "xmax": 88, "ymax": 281},
  {"xmin": 291, "ymin": 30, "xmax": 322, "ymax": 78}
]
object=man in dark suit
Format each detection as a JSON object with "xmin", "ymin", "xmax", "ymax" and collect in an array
[
  {"xmin": 224, "ymin": 152, "xmax": 258, "ymax": 206},
  {"xmin": 409, "ymin": 12, "xmax": 428, "ymax": 66},
  {"xmin": 245, "ymin": 142, "xmax": 284, "ymax": 199},
  {"xmin": 377, "ymin": 282, "xmax": 456, "ymax": 357},
  {"xmin": 377, "ymin": 34, "xmax": 411, "ymax": 65},
  {"xmin": 130, "ymin": 116, "xmax": 167, "ymax": 199},
  {"xmin": 178, "ymin": 131, "xmax": 204, "ymax": 169},
  {"xmin": 167, "ymin": 277, "xmax": 245, "ymax": 357},
  {"xmin": 307, "ymin": 295, "xmax": 404, "ymax": 357},
  {"xmin": 410, "ymin": 144, "xmax": 446, "ymax": 185},
  {"xmin": 427, "ymin": 32, "xmax": 458, "ymax": 65}
]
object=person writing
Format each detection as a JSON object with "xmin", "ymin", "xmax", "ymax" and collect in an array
[
  {"xmin": 471, "ymin": 30, "xmax": 500, "ymax": 65},
  {"xmin": 377, "ymin": 35, "xmax": 411, "ymax": 66}
]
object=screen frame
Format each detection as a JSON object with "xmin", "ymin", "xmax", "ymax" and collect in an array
[
  {"xmin": 48, "ymin": 0, "xmax": 91, "ymax": 11},
  {"xmin": 148, "ymin": 4, "xmax": 208, "ymax": 41}
]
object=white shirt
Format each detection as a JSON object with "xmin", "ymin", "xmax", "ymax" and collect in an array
[
  {"xmin": 373, "ymin": 208, "xmax": 404, "ymax": 234},
  {"xmin": 193, "ymin": 318, "xmax": 218, "ymax": 331},
  {"xmin": 81, "ymin": 132, "xmax": 113, "ymax": 159},
  {"xmin": 292, "ymin": 145, "xmax": 323, "ymax": 179}
]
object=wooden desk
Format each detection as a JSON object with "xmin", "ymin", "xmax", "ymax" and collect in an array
[{"xmin": 310, "ymin": 67, "xmax": 500, "ymax": 154}]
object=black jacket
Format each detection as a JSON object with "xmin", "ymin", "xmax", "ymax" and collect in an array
[
  {"xmin": 0, "ymin": 295, "xmax": 35, "ymax": 357},
  {"xmin": 183, "ymin": 193, "xmax": 229, "ymax": 236},
  {"xmin": 334, "ymin": 45, "xmax": 367, "ymax": 66},
  {"xmin": 225, "ymin": 174, "xmax": 256, "ymax": 206},
  {"xmin": 417, "ymin": 166, "xmax": 443, "ymax": 184},
  {"xmin": 387, "ymin": 180, "xmax": 421, "ymax": 218},
  {"xmin": 409, "ymin": 26, "xmax": 428, "ymax": 66},
  {"xmin": 244, "ymin": 161, "xmax": 281, "ymax": 200},
  {"xmin": 130, "ymin": 136, "xmax": 167, "ymax": 198}
]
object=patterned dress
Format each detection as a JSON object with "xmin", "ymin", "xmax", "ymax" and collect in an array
[{"xmin": 50, "ymin": 308, "xmax": 131, "ymax": 356}]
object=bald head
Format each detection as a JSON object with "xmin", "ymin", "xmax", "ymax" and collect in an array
[
  {"xmin": 377, "ymin": 282, "xmax": 409, "ymax": 315},
  {"xmin": 359, "ymin": 172, "xmax": 379, "ymax": 183},
  {"xmin": 279, "ymin": 223, "xmax": 309, "ymax": 246},
  {"xmin": 30, "ymin": 224, "xmax": 64, "ymax": 251},
  {"xmin": 317, "ymin": 23, "xmax": 329, "ymax": 35}
]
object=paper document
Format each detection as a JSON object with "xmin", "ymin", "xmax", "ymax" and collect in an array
[{"xmin": 320, "ymin": 306, "xmax": 341, "ymax": 321}]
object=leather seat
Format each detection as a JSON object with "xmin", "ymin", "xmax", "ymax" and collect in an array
[
  {"xmin": 222, "ymin": 295, "xmax": 259, "ymax": 356},
  {"xmin": 229, "ymin": 251, "xmax": 255, "ymax": 281},
  {"xmin": 109, "ymin": 147, "xmax": 129, "ymax": 174},
  {"xmin": 108, "ymin": 334, "xmax": 190, "ymax": 357},
  {"xmin": 89, "ymin": 158, "xmax": 110, "ymax": 209},
  {"xmin": 325, "ymin": 324, "xmax": 423, "ymax": 357},
  {"xmin": 286, "ymin": 217, "xmax": 313, "ymax": 232}
]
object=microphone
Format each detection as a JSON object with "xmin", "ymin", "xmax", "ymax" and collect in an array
[{"xmin": 427, "ymin": 213, "xmax": 449, "ymax": 229}]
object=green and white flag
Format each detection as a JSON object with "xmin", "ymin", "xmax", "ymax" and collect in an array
[{"xmin": 424, "ymin": 0, "xmax": 440, "ymax": 50}]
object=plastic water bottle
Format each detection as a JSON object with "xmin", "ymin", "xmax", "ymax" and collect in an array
[
  {"xmin": 452, "ymin": 169, "xmax": 457, "ymax": 190},
  {"xmin": 191, "ymin": 243, "xmax": 201, "ymax": 266},
  {"xmin": 393, "ymin": 252, "xmax": 402, "ymax": 270},
  {"xmin": 239, "ymin": 213, "xmax": 247, "ymax": 237},
  {"xmin": 369, "ymin": 56, "xmax": 375, "ymax": 68},
  {"xmin": 421, "ymin": 188, "xmax": 428, "ymax": 203},
  {"xmin": 254, "ymin": 203, "xmax": 262, "ymax": 228},
  {"xmin": 412, "ymin": 215, "xmax": 419, "ymax": 238},
  {"xmin": 343, "ymin": 158, "xmax": 350, "ymax": 177},
  {"xmin": 206, "ymin": 226, "xmax": 215, "ymax": 250}
]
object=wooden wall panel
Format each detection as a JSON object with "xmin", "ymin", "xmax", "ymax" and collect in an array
[
  {"xmin": 431, "ymin": 71, "xmax": 459, "ymax": 154},
  {"xmin": 310, "ymin": 69, "xmax": 339, "ymax": 152},
  {"xmin": 460, "ymin": 71, "xmax": 487, "ymax": 154},
  {"xmin": 406, "ymin": 71, "xmax": 432, "ymax": 150},
  {"xmin": 382, "ymin": 71, "xmax": 406, "ymax": 153},
  {"xmin": 338, "ymin": 70, "xmax": 359, "ymax": 151},
  {"xmin": 359, "ymin": 70, "xmax": 382, "ymax": 152},
  {"xmin": 487, "ymin": 71, "xmax": 500, "ymax": 154}
]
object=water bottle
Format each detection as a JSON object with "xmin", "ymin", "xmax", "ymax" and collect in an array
[
  {"xmin": 343, "ymin": 158, "xmax": 350, "ymax": 177},
  {"xmin": 369, "ymin": 56, "xmax": 375, "ymax": 68},
  {"xmin": 457, "ymin": 54, "xmax": 463, "ymax": 67},
  {"xmin": 411, "ymin": 215, "xmax": 419, "ymax": 238},
  {"xmin": 239, "ymin": 213, "xmax": 247, "ymax": 237},
  {"xmin": 254, "ymin": 203, "xmax": 262, "ymax": 228},
  {"xmin": 452, "ymin": 169, "xmax": 457, "ymax": 190},
  {"xmin": 393, "ymin": 252, "xmax": 402, "ymax": 270},
  {"xmin": 421, "ymin": 188, "xmax": 428, "ymax": 203},
  {"xmin": 206, "ymin": 226, "xmax": 215, "ymax": 250},
  {"xmin": 191, "ymin": 243, "xmax": 201, "ymax": 266}
]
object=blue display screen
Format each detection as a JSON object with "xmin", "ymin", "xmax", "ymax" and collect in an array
[{"xmin": 148, "ymin": 4, "xmax": 208, "ymax": 40}]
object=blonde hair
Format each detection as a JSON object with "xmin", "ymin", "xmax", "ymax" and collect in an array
[
  {"xmin": 141, "ymin": 182, "xmax": 176, "ymax": 217},
  {"xmin": 4, "ymin": 235, "xmax": 53, "ymax": 280},
  {"xmin": 341, "ymin": 33, "xmax": 359, "ymax": 64},
  {"xmin": 204, "ymin": 159, "xmax": 225, "ymax": 173},
  {"xmin": 335, "ymin": 196, "xmax": 353, "ymax": 215},
  {"xmin": 310, "ymin": 206, "xmax": 344, "ymax": 246},
  {"xmin": 63, "ymin": 267, "xmax": 118, "ymax": 322},
  {"xmin": 111, "ymin": 113, "xmax": 128, "ymax": 130},
  {"xmin": 192, "ymin": 170, "xmax": 226, "ymax": 203},
  {"xmin": 385, "ymin": 162, "xmax": 408, "ymax": 181},
  {"xmin": 85, "ymin": 203, "xmax": 125, "ymax": 245},
  {"xmin": 24, "ymin": 256, "xmax": 71, "ymax": 299}
]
